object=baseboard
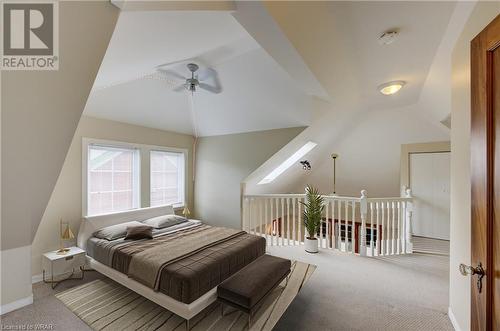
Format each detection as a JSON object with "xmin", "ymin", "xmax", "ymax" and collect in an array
[
  {"xmin": 0, "ymin": 295, "xmax": 33, "ymax": 315},
  {"xmin": 32, "ymin": 274, "xmax": 43, "ymax": 284},
  {"xmin": 448, "ymin": 307, "xmax": 461, "ymax": 331}
]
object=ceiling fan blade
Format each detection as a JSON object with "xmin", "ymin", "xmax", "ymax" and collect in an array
[
  {"xmin": 173, "ymin": 84, "xmax": 187, "ymax": 92},
  {"xmin": 199, "ymin": 82, "xmax": 222, "ymax": 94},
  {"xmin": 157, "ymin": 68, "xmax": 186, "ymax": 81},
  {"xmin": 196, "ymin": 67, "xmax": 217, "ymax": 81}
]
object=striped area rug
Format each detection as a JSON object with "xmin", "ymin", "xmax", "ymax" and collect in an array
[{"xmin": 56, "ymin": 261, "xmax": 315, "ymax": 331}]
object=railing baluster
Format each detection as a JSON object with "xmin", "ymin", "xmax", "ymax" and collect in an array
[
  {"xmin": 381, "ymin": 202, "xmax": 385, "ymax": 256},
  {"xmin": 344, "ymin": 200, "xmax": 349, "ymax": 253},
  {"xmin": 264, "ymin": 198, "xmax": 269, "ymax": 244},
  {"xmin": 391, "ymin": 201, "xmax": 396, "ymax": 255},
  {"xmin": 286, "ymin": 198, "xmax": 290, "ymax": 245},
  {"xmin": 319, "ymin": 200, "xmax": 324, "ymax": 248},
  {"xmin": 388, "ymin": 201, "xmax": 391, "ymax": 254},
  {"xmin": 280, "ymin": 198, "xmax": 285, "ymax": 246},
  {"xmin": 326, "ymin": 199, "xmax": 330, "ymax": 249},
  {"xmin": 270, "ymin": 198, "xmax": 274, "ymax": 246},
  {"xmin": 376, "ymin": 202, "xmax": 380, "ymax": 256},
  {"xmin": 340, "ymin": 200, "xmax": 344, "ymax": 252},
  {"xmin": 397, "ymin": 201, "xmax": 401, "ymax": 254},
  {"xmin": 275, "ymin": 198, "xmax": 280, "ymax": 246},
  {"xmin": 402, "ymin": 201, "xmax": 406, "ymax": 253},
  {"xmin": 350, "ymin": 200, "xmax": 354, "ymax": 254},
  {"xmin": 298, "ymin": 197, "xmax": 302, "ymax": 244},
  {"xmin": 370, "ymin": 202, "xmax": 374, "ymax": 256},
  {"xmin": 332, "ymin": 199, "xmax": 336, "ymax": 249},
  {"xmin": 292, "ymin": 198, "xmax": 297, "ymax": 246},
  {"xmin": 385, "ymin": 201, "xmax": 389, "ymax": 255}
]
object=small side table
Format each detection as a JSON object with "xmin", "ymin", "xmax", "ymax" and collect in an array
[{"xmin": 42, "ymin": 247, "xmax": 86, "ymax": 289}]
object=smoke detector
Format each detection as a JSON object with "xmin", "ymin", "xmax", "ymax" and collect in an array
[{"xmin": 378, "ymin": 30, "xmax": 399, "ymax": 45}]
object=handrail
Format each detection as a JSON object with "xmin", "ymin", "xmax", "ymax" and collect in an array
[
  {"xmin": 242, "ymin": 187, "xmax": 414, "ymax": 256},
  {"xmin": 244, "ymin": 194, "xmax": 411, "ymax": 202},
  {"xmin": 367, "ymin": 197, "xmax": 412, "ymax": 202}
]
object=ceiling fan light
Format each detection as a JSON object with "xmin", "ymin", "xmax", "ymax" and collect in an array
[{"xmin": 378, "ymin": 81, "xmax": 405, "ymax": 95}]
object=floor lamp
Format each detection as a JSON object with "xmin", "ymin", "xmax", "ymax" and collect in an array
[{"xmin": 331, "ymin": 154, "xmax": 338, "ymax": 194}]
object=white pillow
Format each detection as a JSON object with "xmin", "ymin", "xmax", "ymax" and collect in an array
[{"xmin": 142, "ymin": 214, "xmax": 188, "ymax": 229}]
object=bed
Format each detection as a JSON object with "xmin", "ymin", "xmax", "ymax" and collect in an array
[{"xmin": 77, "ymin": 205, "xmax": 266, "ymax": 324}]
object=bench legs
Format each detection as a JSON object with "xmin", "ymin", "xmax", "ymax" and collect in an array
[{"xmin": 185, "ymin": 318, "xmax": 190, "ymax": 331}]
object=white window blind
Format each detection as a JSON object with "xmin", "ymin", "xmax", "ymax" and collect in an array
[
  {"xmin": 150, "ymin": 150, "xmax": 185, "ymax": 207},
  {"xmin": 87, "ymin": 145, "xmax": 140, "ymax": 216}
]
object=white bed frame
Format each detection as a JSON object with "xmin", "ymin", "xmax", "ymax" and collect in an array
[{"xmin": 77, "ymin": 206, "xmax": 217, "ymax": 325}]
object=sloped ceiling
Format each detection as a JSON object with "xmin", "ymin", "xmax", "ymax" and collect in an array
[
  {"xmin": 262, "ymin": 1, "xmax": 457, "ymax": 111},
  {"xmin": 243, "ymin": 1, "xmax": 459, "ymax": 196},
  {"xmin": 84, "ymin": 10, "xmax": 312, "ymax": 136},
  {"xmin": 83, "ymin": 1, "xmax": 461, "ymax": 197}
]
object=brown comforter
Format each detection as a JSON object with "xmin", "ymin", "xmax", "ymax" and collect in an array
[{"xmin": 106, "ymin": 224, "xmax": 266, "ymax": 303}]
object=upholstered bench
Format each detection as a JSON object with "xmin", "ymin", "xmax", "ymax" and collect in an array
[{"xmin": 217, "ymin": 254, "xmax": 291, "ymax": 326}]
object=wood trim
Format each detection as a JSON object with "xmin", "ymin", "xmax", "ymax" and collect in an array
[{"xmin": 470, "ymin": 14, "xmax": 500, "ymax": 331}]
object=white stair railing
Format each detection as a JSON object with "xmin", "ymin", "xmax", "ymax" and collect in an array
[{"xmin": 242, "ymin": 188, "xmax": 413, "ymax": 256}]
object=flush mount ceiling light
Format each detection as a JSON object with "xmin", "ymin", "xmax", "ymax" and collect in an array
[
  {"xmin": 258, "ymin": 141, "xmax": 317, "ymax": 185},
  {"xmin": 378, "ymin": 81, "xmax": 405, "ymax": 95}
]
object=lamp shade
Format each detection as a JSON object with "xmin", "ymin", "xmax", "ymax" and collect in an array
[
  {"xmin": 61, "ymin": 223, "xmax": 74, "ymax": 240},
  {"xmin": 182, "ymin": 206, "xmax": 191, "ymax": 217}
]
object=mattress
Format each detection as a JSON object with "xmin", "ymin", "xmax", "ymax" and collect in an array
[{"xmin": 87, "ymin": 221, "xmax": 266, "ymax": 304}]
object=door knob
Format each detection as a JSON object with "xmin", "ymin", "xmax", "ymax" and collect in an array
[{"xmin": 459, "ymin": 262, "xmax": 485, "ymax": 293}]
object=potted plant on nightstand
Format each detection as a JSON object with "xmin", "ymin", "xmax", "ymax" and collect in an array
[{"xmin": 301, "ymin": 185, "xmax": 325, "ymax": 253}]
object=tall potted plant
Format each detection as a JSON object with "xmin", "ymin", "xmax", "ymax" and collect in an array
[{"xmin": 301, "ymin": 185, "xmax": 325, "ymax": 253}]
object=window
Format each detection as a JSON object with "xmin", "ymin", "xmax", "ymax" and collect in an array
[
  {"xmin": 87, "ymin": 145, "xmax": 140, "ymax": 216},
  {"xmin": 150, "ymin": 150, "xmax": 185, "ymax": 207},
  {"xmin": 258, "ymin": 141, "xmax": 317, "ymax": 184},
  {"xmin": 83, "ymin": 139, "xmax": 187, "ymax": 216}
]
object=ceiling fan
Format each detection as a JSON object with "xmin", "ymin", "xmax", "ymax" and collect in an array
[{"xmin": 157, "ymin": 63, "xmax": 222, "ymax": 94}]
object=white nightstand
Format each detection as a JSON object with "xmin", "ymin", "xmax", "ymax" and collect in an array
[{"xmin": 42, "ymin": 247, "xmax": 86, "ymax": 288}]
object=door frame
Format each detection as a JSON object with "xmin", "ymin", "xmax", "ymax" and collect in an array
[{"xmin": 470, "ymin": 14, "xmax": 500, "ymax": 331}]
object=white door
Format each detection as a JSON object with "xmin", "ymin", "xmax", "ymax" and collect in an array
[{"xmin": 409, "ymin": 152, "xmax": 450, "ymax": 240}]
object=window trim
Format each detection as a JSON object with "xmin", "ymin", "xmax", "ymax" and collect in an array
[{"xmin": 82, "ymin": 138, "xmax": 188, "ymax": 217}]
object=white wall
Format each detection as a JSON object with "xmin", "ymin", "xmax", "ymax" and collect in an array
[
  {"xmin": 246, "ymin": 103, "xmax": 449, "ymax": 199},
  {"xmin": 301, "ymin": 105, "xmax": 449, "ymax": 197},
  {"xmin": 31, "ymin": 116, "xmax": 194, "ymax": 277},
  {"xmin": 194, "ymin": 127, "xmax": 304, "ymax": 228},
  {"xmin": 449, "ymin": 2, "xmax": 500, "ymax": 330}
]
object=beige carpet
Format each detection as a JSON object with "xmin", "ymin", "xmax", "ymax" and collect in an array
[
  {"xmin": 1, "ymin": 250, "xmax": 451, "ymax": 330},
  {"xmin": 269, "ymin": 246, "xmax": 453, "ymax": 331},
  {"xmin": 55, "ymin": 261, "xmax": 315, "ymax": 331}
]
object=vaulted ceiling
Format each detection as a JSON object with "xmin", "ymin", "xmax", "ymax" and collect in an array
[
  {"xmin": 84, "ymin": 10, "xmax": 312, "ymax": 136},
  {"xmin": 86, "ymin": 1, "xmax": 457, "ymax": 138}
]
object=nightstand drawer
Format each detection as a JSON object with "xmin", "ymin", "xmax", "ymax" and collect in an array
[{"xmin": 49, "ymin": 253, "xmax": 85, "ymax": 276}]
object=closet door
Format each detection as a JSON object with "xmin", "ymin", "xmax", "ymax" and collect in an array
[{"xmin": 410, "ymin": 152, "xmax": 450, "ymax": 240}]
